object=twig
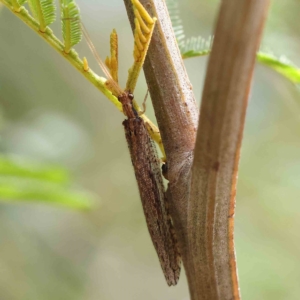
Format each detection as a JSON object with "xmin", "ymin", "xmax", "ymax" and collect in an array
[{"xmin": 123, "ymin": 0, "xmax": 198, "ymax": 274}]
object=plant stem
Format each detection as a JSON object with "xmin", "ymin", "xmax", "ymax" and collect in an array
[
  {"xmin": 125, "ymin": 0, "xmax": 270, "ymax": 299},
  {"xmin": 1, "ymin": 1, "xmax": 121, "ymax": 110},
  {"xmin": 1, "ymin": 0, "xmax": 166, "ymax": 154},
  {"xmin": 123, "ymin": 0, "xmax": 198, "ymax": 289},
  {"xmin": 188, "ymin": 0, "xmax": 270, "ymax": 299}
]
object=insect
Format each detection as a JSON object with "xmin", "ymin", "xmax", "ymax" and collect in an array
[{"xmin": 81, "ymin": 0, "xmax": 181, "ymax": 286}]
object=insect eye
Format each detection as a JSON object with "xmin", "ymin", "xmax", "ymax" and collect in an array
[{"xmin": 128, "ymin": 93, "xmax": 134, "ymax": 100}]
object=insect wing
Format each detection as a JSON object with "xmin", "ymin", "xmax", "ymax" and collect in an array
[{"xmin": 123, "ymin": 117, "xmax": 181, "ymax": 286}]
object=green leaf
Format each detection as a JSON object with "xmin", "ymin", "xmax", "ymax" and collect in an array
[
  {"xmin": 8, "ymin": 0, "xmax": 27, "ymax": 7},
  {"xmin": 166, "ymin": 0, "xmax": 213, "ymax": 59},
  {"xmin": 0, "ymin": 177, "xmax": 95, "ymax": 210},
  {"xmin": 257, "ymin": 51, "xmax": 300, "ymax": 84},
  {"xmin": 40, "ymin": 0, "xmax": 55, "ymax": 26},
  {"xmin": 27, "ymin": 0, "xmax": 56, "ymax": 31},
  {"xmin": 166, "ymin": 0, "xmax": 185, "ymax": 44},
  {"xmin": 27, "ymin": 0, "xmax": 39, "ymax": 19},
  {"xmin": 166, "ymin": 0, "xmax": 300, "ymax": 85},
  {"xmin": 60, "ymin": 0, "xmax": 82, "ymax": 53},
  {"xmin": 180, "ymin": 36, "xmax": 213, "ymax": 59},
  {"xmin": 0, "ymin": 156, "xmax": 96, "ymax": 210},
  {"xmin": 0, "ymin": 155, "xmax": 69, "ymax": 183}
]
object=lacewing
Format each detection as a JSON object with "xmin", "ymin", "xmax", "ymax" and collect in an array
[
  {"xmin": 81, "ymin": 15, "xmax": 181, "ymax": 285},
  {"xmin": 119, "ymin": 92, "xmax": 180, "ymax": 285}
]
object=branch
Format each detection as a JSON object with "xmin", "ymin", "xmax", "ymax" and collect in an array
[
  {"xmin": 123, "ymin": 0, "xmax": 198, "ymax": 275},
  {"xmin": 0, "ymin": 0, "xmax": 121, "ymax": 110},
  {"xmin": 1, "ymin": 0, "xmax": 166, "ymax": 153},
  {"xmin": 187, "ymin": 0, "xmax": 270, "ymax": 299}
]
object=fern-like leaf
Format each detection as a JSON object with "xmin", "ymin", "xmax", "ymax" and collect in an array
[
  {"xmin": 257, "ymin": 51, "xmax": 300, "ymax": 84},
  {"xmin": 166, "ymin": 0, "xmax": 212, "ymax": 59},
  {"xmin": 27, "ymin": 0, "xmax": 38, "ymax": 19},
  {"xmin": 0, "ymin": 177, "xmax": 94, "ymax": 210},
  {"xmin": 166, "ymin": 0, "xmax": 185, "ymax": 45},
  {"xmin": 180, "ymin": 36, "xmax": 213, "ymax": 59},
  {"xmin": 60, "ymin": 0, "xmax": 81, "ymax": 53},
  {"xmin": 27, "ymin": 0, "xmax": 56, "ymax": 32},
  {"xmin": 166, "ymin": 0, "xmax": 300, "ymax": 85},
  {"xmin": 105, "ymin": 29, "xmax": 119, "ymax": 83},
  {"xmin": 126, "ymin": 0, "xmax": 157, "ymax": 92},
  {"xmin": 40, "ymin": 0, "xmax": 55, "ymax": 27}
]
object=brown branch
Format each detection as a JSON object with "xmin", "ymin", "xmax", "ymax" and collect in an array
[
  {"xmin": 187, "ymin": 0, "xmax": 270, "ymax": 299},
  {"xmin": 123, "ymin": 0, "xmax": 198, "ymax": 277},
  {"xmin": 125, "ymin": 0, "xmax": 270, "ymax": 299}
]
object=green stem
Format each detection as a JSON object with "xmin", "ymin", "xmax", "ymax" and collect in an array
[
  {"xmin": 1, "ymin": 1, "xmax": 122, "ymax": 111},
  {"xmin": 62, "ymin": 5, "xmax": 72, "ymax": 53},
  {"xmin": 182, "ymin": 48, "xmax": 300, "ymax": 85},
  {"xmin": 10, "ymin": 0, "xmax": 21, "ymax": 11},
  {"xmin": 32, "ymin": 0, "xmax": 46, "ymax": 31},
  {"xmin": 1, "ymin": 1, "xmax": 165, "ymax": 153}
]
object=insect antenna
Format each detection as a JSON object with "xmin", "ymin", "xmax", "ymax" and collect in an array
[
  {"xmin": 80, "ymin": 22, "xmax": 123, "ymax": 97},
  {"xmin": 139, "ymin": 89, "xmax": 148, "ymax": 115}
]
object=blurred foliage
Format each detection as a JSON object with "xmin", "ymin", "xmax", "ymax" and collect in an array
[
  {"xmin": 0, "ymin": 155, "xmax": 94, "ymax": 209},
  {"xmin": 1, "ymin": 0, "xmax": 300, "ymax": 300},
  {"xmin": 0, "ymin": 0, "xmax": 95, "ymax": 211},
  {"xmin": 256, "ymin": 51, "xmax": 300, "ymax": 84},
  {"xmin": 0, "ymin": 155, "xmax": 69, "ymax": 182},
  {"xmin": 167, "ymin": 0, "xmax": 300, "ymax": 85},
  {"xmin": 0, "ymin": 176, "xmax": 94, "ymax": 209}
]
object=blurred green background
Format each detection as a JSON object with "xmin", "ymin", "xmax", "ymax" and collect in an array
[{"xmin": 1, "ymin": 0, "xmax": 300, "ymax": 299}]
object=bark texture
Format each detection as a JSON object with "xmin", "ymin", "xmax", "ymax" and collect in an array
[
  {"xmin": 188, "ymin": 1, "xmax": 270, "ymax": 299},
  {"xmin": 124, "ymin": 0, "xmax": 198, "ymax": 275},
  {"xmin": 124, "ymin": 0, "xmax": 270, "ymax": 299}
]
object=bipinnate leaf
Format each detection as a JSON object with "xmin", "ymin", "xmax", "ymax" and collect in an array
[
  {"xmin": 27, "ymin": 0, "xmax": 56, "ymax": 31},
  {"xmin": 60, "ymin": 0, "xmax": 82, "ymax": 53},
  {"xmin": 166, "ymin": 0, "xmax": 300, "ymax": 85}
]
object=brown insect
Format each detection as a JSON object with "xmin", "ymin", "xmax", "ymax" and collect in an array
[
  {"xmin": 81, "ymin": 1, "xmax": 181, "ymax": 285},
  {"xmin": 120, "ymin": 92, "xmax": 181, "ymax": 286}
]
